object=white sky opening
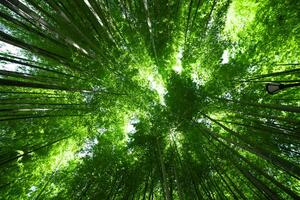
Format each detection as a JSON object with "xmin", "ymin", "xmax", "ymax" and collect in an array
[
  {"xmin": 221, "ymin": 49, "xmax": 230, "ymax": 64},
  {"xmin": 77, "ymin": 138, "xmax": 99, "ymax": 158},
  {"xmin": 172, "ymin": 48, "xmax": 183, "ymax": 74},
  {"xmin": 0, "ymin": 42, "xmax": 22, "ymax": 71},
  {"xmin": 147, "ymin": 74, "xmax": 167, "ymax": 105},
  {"xmin": 27, "ymin": 185, "xmax": 37, "ymax": 197},
  {"xmin": 0, "ymin": 42, "xmax": 20, "ymax": 55},
  {"xmin": 124, "ymin": 116, "xmax": 140, "ymax": 145},
  {"xmin": 191, "ymin": 72, "xmax": 205, "ymax": 87},
  {"xmin": 125, "ymin": 117, "xmax": 139, "ymax": 135},
  {"xmin": 0, "ymin": 63, "xmax": 19, "ymax": 71},
  {"xmin": 125, "ymin": 123, "xmax": 136, "ymax": 134}
]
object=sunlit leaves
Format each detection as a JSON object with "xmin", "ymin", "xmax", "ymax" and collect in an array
[{"xmin": 0, "ymin": 0, "xmax": 300, "ymax": 199}]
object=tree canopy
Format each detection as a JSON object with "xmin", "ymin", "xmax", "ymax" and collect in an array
[{"xmin": 0, "ymin": 0, "xmax": 299, "ymax": 199}]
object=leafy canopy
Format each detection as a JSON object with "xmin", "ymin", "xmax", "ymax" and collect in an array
[{"xmin": 0, "ymin": 0, "xmax": 299, "ymax": 199}]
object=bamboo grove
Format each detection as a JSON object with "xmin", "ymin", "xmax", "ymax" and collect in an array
[{"xmin": 0, "ymin": 0, "xmax": 299, "ymax": 199}]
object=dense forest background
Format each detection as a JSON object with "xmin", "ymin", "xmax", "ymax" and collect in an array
[{"xmin": 0, "ymin": 0, "xmax": 299, "ymax": 199}]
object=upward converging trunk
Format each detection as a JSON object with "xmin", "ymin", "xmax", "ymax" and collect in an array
[
  {"xmin": 0, "ymin": 135, "xmax": 73, "ymax": 166},
  {"xmin": 156, "ymin": 141, "xmax": 170, "ymax": 200},
  {"xmin": 200, "ymin": 117, "xmax": 300, "ymax": 180},
  {"xmin": 0, "ymin": 0, "xmax": 299, "ymax": 199}
]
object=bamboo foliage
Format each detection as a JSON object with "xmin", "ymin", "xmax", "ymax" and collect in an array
[{"xmin": 0, "ymin": 0, "xmax": 299, "ymax": 199}]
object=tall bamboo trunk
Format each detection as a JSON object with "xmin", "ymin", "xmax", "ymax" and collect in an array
[{"xmin": 156, "ymin": 141, "xmax": 170, "ymax": 200}]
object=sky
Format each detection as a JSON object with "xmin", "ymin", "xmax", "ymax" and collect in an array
[{"xmin": 0, "ymin": 42, "xmax": 21, "ymax": 71}]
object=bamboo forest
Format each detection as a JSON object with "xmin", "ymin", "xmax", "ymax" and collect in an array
[{"xmin": 0, "ymin": 0, "xmax": 300, "ymax": 199}]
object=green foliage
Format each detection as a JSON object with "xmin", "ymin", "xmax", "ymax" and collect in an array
[{"xmin": 0, "ymin": 0, "xmax": 299, "ymax": 199}]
